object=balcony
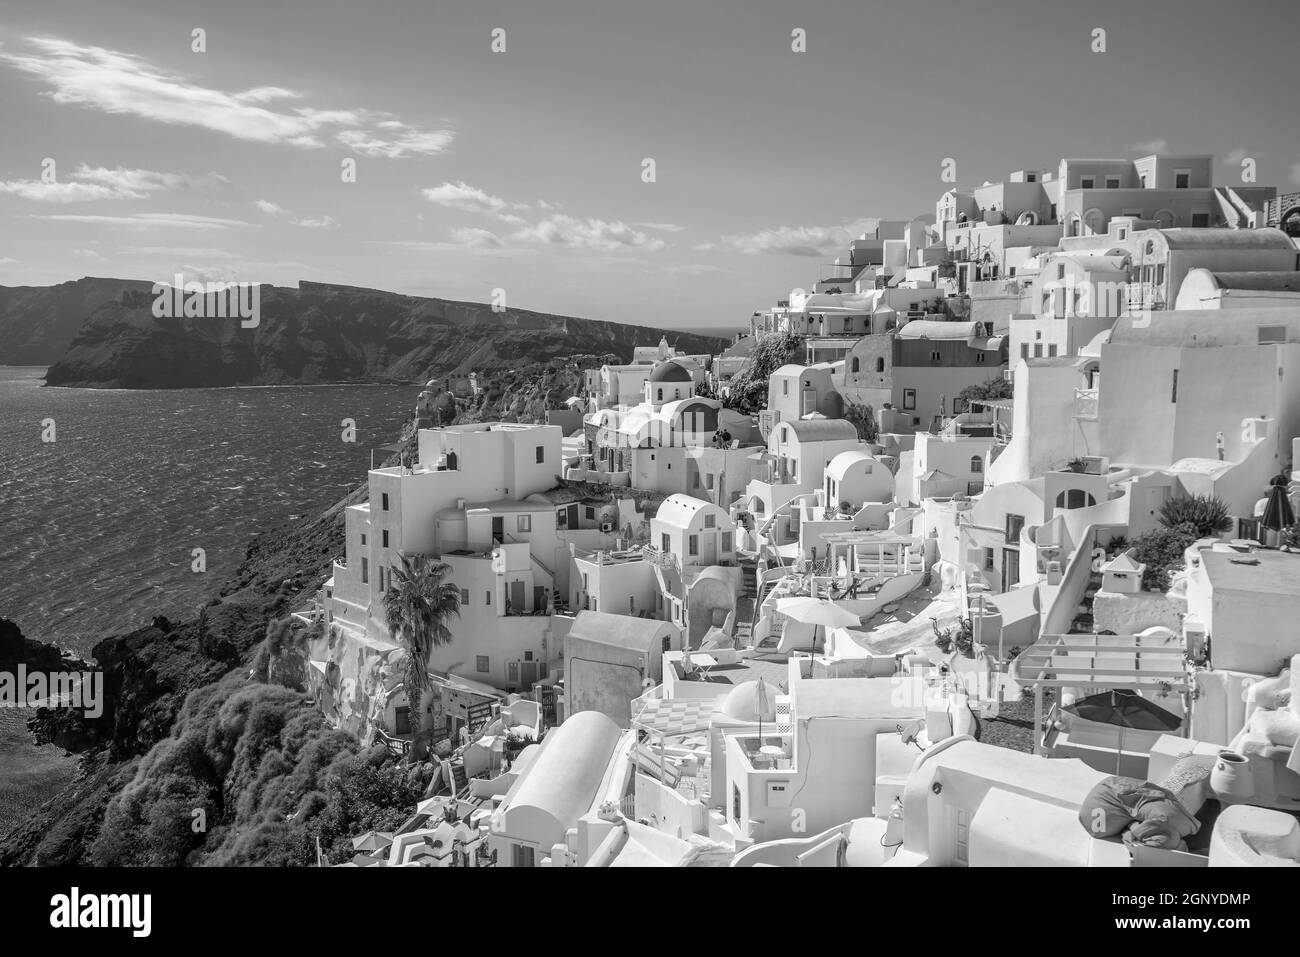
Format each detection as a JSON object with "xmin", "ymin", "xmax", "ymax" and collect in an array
[
  {"xmin": 1073, "ymin": 388, "xmax": 1099, "ymax": 421},
  {"xmin": 1125, "ymin": 282, "xmax": 1165, "ymax": 312}
]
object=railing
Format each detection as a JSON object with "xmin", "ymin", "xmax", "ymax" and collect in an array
[
  {"xmin": 1125, "ymin": 282, "xmax": 1164, "ymax": 312},
  {"xmin": 1073, "ymin": 388, "xmax": 1098, "ymax": 421}
]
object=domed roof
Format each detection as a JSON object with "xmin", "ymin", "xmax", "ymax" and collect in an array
[
  {"xmin": 721, "ymin": 679, "xmax": 778, "ymax": 722},
  {"xmin": 649, "ymin": 360, "xmax": 692, "ymax": 383}
]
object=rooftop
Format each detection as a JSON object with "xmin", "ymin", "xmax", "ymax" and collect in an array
[{"xmin": 1199, "ymin": 547, "xmax": 1300, "ymax": 598}]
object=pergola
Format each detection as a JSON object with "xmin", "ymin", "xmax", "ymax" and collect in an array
[
  {"xmin": 1017, "ymin": 633, "xmax": 1191, "ymax": 756},
  {"xmin": 821, "ymin": 529, "xmax": 922, "ymax": 577},
  {"xmin": 629, "ymin": 696, "xmax": 717, "ymax": 799}
]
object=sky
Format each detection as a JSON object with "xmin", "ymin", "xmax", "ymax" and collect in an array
[{"xmin": 1, "ymin": 0, "xmax": 1298, "ymax": 332}]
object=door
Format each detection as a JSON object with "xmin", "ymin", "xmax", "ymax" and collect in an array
[
  {"xmin": 1002, "ymin": 548, "xmax": 1020, "ymax": 591},
  {"xmin": 533, "ymin": 585, "xmax": 546, "ymax": 612},
  {"xmin": 520, "ymin": 661, "xmax": 538, "ymax": 691},
  {"xmin": 702, "ymin": 531, "xmax": 717, "ymax": 565},
  {"xmin": 510, "ymin": 579, "xmax": 524, "ymax": 613},
  {"xmin": 492, "ymin": 516, "xmax": 504, "ymax": 543}
]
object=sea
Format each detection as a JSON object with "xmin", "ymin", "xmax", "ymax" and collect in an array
[{"xmin": 0, "ymin": 366, "xmax": 419, "ymax": 658}]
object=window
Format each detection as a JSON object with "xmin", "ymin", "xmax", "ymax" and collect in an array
[
  {"xmin": 361, "ymin": 557, "xmax": 369, "ymax": 584},
  {"xmin": 704, "ymin": 513, "xmax": 716, "ymax": 528},
  {"xmin": 1105, "ymin": 176, "xmax": 1120, "ymax": 189},
  {"xmin": 1191, "ymin": 212, "xmax": 1210, "ymax": 228},
  {"xmin": 585, "ymin": 507, "xmax": 596, "ymax": 520},
  {"xmin": 535, "ymin": 445, "xmax": 545, "ymax": 464},
  {"xmin": 1005, "ymin": 514, "xmax": 1025, "ymax": 544},
  {"xmin": 1021, "ymin": 343, "xmax": 1030, "ymax": 359},
  {"xmin": 382, "ymin": 530, "xmax": 389, "ymax": 548},
  {"xmin": 662, "ymin": 533, "xmax": 670, "ymax": 553},
  {"xmin": 1080, "ymin": 176, "xmax": 1095, "ymax": 189},
  {"xmin": 851, "ymin": 357, "xmax": 860, "ymax": 373},
  {"xmin": 930, "ymin": 350, "xmax": 942, "ymax": 363},
  {"xmin": 512, "ymin": 843, "xmax": 535, "ymax": 868},
  {"xmin": 1048, "ymin": 344, "xmax": 1058, "ymax": 357},
  {"xmin": 1055, "ymin": 489, "xmax": 1097, "ymax": 510},
  {"xmin": 460, "ymin": 587, "xmax": 469, "ymax": 605},
  {"xmin": 706, "ymin": 473, "xmax": 715, "ymax": 490},
  {"xmin": 381, "ymin": 493, "xmax": 389, "ymax": 511},
  {"xmin": 476, "ymin": 655, "xmax": 489, "ymax": 673},
  {"xmin": 485, "ymin": 590, "xmax": 491, "ymax": 606},
  {"xmin": 983, "ymin": 548, "xmax": 994, "ymax": 569},
  {"xmin": 722, "ymin": 531, "xmax": 733, "ymax": 552},
  {"xmin": 782, "ymin": 380, "xmax": 789, "ymax": 396},
  {"xmin": 508, "ymin": 661, "xmax": 519, "ymax": 683},
  {"xmin": 688, "ymin": 535, "xmax": 698, "ymax": 556},
  {"xmin": 1170, "ymin": 369, "xmax": 1178, "ymax": 402},
  {"xmin": 360, "ymin": 533, "xmax": 366, "ymax": 545},
  {"xmin": 903, "ymin": 389, "xmax": 916, "ymax": 411},
  {"xmin": 976, "ymin": 353, "xmax": 986, "ymax": 363},
  {"xmin": 1026, "ymin": 172, "xmax": 1037, "ymax": 183},
  {"xmin": 394, "ymin": 706, "xmax": 412, "ymax": 736},
  {"xmin": 970, "ymin": 456, "xmax": 983, "ymax": 474},
  {"xmin": 875, "ymin": 357, "xmax": 885, "ymax": 373},
  {"xmin": 656, "ymin": 388, "xmax": 663, "ymax": 401},
  {"xmin": 1259, "ymin": 326, "xmax": 1286, "ymax": 344},
  {"xmin": 1175, "ymin": 170, "xmax": 1190, "ymax": 189},
  {"xmin": 517, "ymin": 514, "xmax": 531, "ymax": 533}
]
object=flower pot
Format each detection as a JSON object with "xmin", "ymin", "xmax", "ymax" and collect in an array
[{"xmin": 1210, "ymin": 750, "xmax": 1255, "ymax": 801}]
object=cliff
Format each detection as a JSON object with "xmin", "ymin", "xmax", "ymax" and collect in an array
[
  {"xmin": 37, "ymin": 279, "xmax": 727, "ymax": 388},
  {"xmin": 0, "ymin": 277, "xmax": 156, "ymax": 365}
]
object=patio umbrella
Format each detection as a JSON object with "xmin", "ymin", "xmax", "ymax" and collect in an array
[
  {"xmin": 776, "ymin": 596, "xmax": 860, "ymax": 654},
  {"xmin": 754, "ymin": 677, "xmax": 772, "ymax": 748},
  {"xmin": 1064, "ymin": 689, "xmax": 1181, "ymax": 775},
  {"xmin": 1261, "ymin": 473, "xmax": 1295, "ymax": 532},
  {"xmin": 351, "ymin": 830, "xmax": 395, "ymax": 854},
  {"xmin": 775, "ymin": 596, "xmax": 860, "ymax": 628}
]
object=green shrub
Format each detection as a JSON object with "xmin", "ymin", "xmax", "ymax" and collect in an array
[
  {"xmin": 1131, "ymin": 523, "xmax": 1199, "ymax": 592},
  {"xmin": 1157, "ymin": 495, "xmax": 1232, "ymax": 537}
]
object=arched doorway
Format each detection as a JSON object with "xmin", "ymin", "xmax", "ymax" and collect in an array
[{"xmin": 1281, "ymin": 208, "xmax": 1300, "ymax": 238}]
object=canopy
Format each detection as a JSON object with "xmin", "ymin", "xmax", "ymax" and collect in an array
[
  {"xmin": 1064, "ymin": 689, "xmax": 1180, "ymax": 732},
  {"xmin": 776, "ymin": 596, "xmax": 861, "ymax": 628}
]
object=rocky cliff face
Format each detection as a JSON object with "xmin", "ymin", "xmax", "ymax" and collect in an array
[
  {"xmin": 0, "ymin": 277, "xmax": 156, "ymax": 365},
  {"xmin": 38, "ymin": 279, "xmax": 727, "ymax": 388}
]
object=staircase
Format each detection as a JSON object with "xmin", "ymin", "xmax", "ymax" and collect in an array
[
  {"xmin": 734, "ymin": 559, "xmax": 758, "ymax": 646},
  {"xmin": 1069, "ymin": 571, "xmax": 1104, "ymax": 634}
]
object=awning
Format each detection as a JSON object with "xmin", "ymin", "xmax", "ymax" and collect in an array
[{"xmin": 632, "ymin": 697, "xmax": 717, "ymax": 736}]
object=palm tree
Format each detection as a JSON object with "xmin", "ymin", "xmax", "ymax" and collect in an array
[{"xmin": 384, "ymin": 555, "xmax": 462, "ymax": 698}]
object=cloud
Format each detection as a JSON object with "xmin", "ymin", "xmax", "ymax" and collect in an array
[
  {"xmin": 1223, "ymin": 148, "xmax": 1252, "ymax": 166},
  {"xmin": 1128, "ymin": 138, "xmax": 1168, "ymax": 154},
  {"xmin": 292, "ymin": 214, "xmax": 339, "ymax": 230},
  {"xmin": 446, "ymin": 226, "xmax": 504, "ymax": 249},
  {"xmin": 254, "ymin": 199, "xmax": 286, "ymax": 215},
  {"xmin": 422, "ymin": 181, "xmax": 510, "ymax": 215},
  {"xmin": 512, "ymin": 214, "xmax": 665, "ymax": 251},
  {"xmin": 119, "ymin": 245, "xmax": 239, "ymax": 259},
  {"xmin": 637, "ymin": 222, "xmax": 685, "ymax": 233},
  {"xmin": 421, "ymin": 181, "xmax": 531, "ymax": 224},
  {"xmin": 701, "ymin": 218, "xmax": 878, "ymax": 257},
  {"xmin": 0, "ymin": 164, "xmax": 222, "ymax": 203},
  {"xmin": 35, "ymin": 212, "xmax": 254, "ymax": 230},
  {"xmin": 1, "ymin": 37, "xmax": 453, "ymax": 157},
  {"xmin": 668, "ymin": 263, "xmax": 727, "ymax": 277}
]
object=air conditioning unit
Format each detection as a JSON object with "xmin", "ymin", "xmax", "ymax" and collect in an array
[{"xmin": 600, "ymin": 521, "xmax": 614, "ymax": 533}]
